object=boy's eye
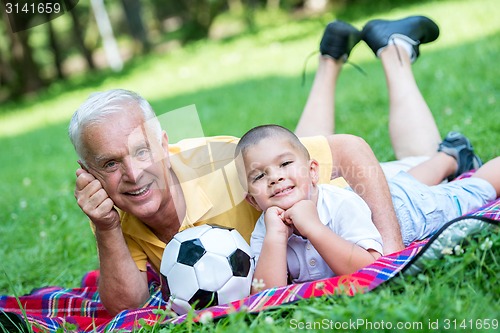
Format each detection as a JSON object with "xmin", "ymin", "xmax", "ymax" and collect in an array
[
  {"xmin": 281, "ymin": 160, "xmax": 293, "ymax": 167},
  {"xmin": 253, "ymin": 173, "xmax": 264, "ymax": 182}
]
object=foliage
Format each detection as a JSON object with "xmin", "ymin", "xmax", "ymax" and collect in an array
[
  {"xmin": 0, "ymin": 0, "xmax": 456, "ymax": 101},
  {"xmin": 0, "ymin": 0, "xmax": 499, "ymax": 331}
]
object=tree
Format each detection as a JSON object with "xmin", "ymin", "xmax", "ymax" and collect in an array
[
  {"xmin": 1, "ymin": 11, "xmax": 44, "ymax": 98},
  {"xmin": 68, "ymin": 5, "xmax": 96, "ymax": 70},
  {"xmin": 182, "ymin": 0, "xmax": 227, "ymax": 41},
  {"xmin": 46, "ymin": 18, "xmax": 65, "ymax": 80},
  {"xmin": 120, "ymin": 0, "xmax": 151, "ymax": 53}
]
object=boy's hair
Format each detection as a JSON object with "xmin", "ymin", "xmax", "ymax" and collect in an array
[{"xmin": 235, "ymin": 124, "xmax": 310, "ymax": 160}]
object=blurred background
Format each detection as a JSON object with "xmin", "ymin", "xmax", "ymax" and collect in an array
[{"xmin": 0, "ymin": 0, "xmax": 431, "ymax": 102}]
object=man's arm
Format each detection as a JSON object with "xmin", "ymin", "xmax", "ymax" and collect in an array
[
  {"xmin": 94, "ymin": 227, "xmax": 149, "ymax": 315},
  {"xmin": 75, "ymin": 168, "xmax": 150, "ymax": 315},
  {"xmin": 326, "ymin": 134, "xmax": 405, "ymax": 254}
]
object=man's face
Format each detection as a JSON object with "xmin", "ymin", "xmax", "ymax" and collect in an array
[
  {"xmin": 243, "ymin": 137, "xmax": 318, "ymax": 212},
  {"xmin": 81, "ymin": 107, "xmax": 171, "ymax": 222}
]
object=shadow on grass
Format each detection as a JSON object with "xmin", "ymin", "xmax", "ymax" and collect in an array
[
  {"xmin": 1, "ymin": 32, "xmax": 498, "ymax": 157},
  {"xmin": 0, "ymin": 0, "xmax": 443, "ymax": 114}
]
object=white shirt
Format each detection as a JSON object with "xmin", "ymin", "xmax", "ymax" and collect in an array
[{"xmin": 250, "ymin": 184, "xmax": 383, "ymax": 283}]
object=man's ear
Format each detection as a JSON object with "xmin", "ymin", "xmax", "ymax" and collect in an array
[
  {"xmin": 245, "ymin": 194, "xmax": 262, "ymax": 211},
  {"xmin": 309, "ymin": 159, "xmax": 320, "ymax": 185},
  {"xmin": 161, "ymin": 131, "xmax": 172, "ymax": 168},
  {"xmin": 161, "ymin": 131, "xmax": 169, "ymax": 149}
]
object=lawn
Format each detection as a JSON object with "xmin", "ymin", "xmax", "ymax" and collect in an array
[{"xmin": 1, "ymin": 0, "xmax": 499, "ymax": 331}]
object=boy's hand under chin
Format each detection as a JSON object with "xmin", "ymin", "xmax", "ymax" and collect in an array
[
  {"xmin": 283, "ymin": 200, "xmax": 321, "ymax": 238},
  {"xmin": 264, "ymin": 206, "xmax": 292, "ymax": 239}
]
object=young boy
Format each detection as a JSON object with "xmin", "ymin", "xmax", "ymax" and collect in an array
[{"xmin": 234, "ymin": 125, "xmax": 499, "ymax": 293}]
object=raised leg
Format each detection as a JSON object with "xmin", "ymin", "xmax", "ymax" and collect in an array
[
  {"xmin": 362, "ymin": 16, "xmax": 442, "ymax": 159},
  {"xmin": 294, "ymin": 56, "xmax": 341, "ymax": 137},
  {"xmin": 295, "ymin": 20, "xmax": 361, "ymax": 137},
  {"xmin": 380, "ymin": 45, "xmax": 441, "ymax": 159}
]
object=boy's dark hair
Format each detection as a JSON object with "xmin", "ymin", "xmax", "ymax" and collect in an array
[{"xmin": 235, "ymin": 124, "xmax": 310, "ymax": 160}]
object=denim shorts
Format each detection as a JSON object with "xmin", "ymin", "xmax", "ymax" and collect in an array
[{"xmin": 388, "ymin": 171, "xmax": 496, "ymax": 246}]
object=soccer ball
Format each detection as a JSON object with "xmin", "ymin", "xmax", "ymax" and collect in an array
[{"xmin": 160, "ymin": 224, "xmax": 255, "ymax": 314}]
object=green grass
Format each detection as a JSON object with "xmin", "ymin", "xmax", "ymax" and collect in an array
[{"xmin": 1, "ymin": 0, "xmax": 499, "ymax": 331}]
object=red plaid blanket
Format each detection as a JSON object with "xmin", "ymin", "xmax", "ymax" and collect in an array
[{"xmin": 2, "ymin": 198, "xmax": 499, "ymax": 332}]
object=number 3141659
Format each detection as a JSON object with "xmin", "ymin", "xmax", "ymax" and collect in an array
[{"xmin": 5, "ymin": 2, "xmax": 62, "ymax": 15}]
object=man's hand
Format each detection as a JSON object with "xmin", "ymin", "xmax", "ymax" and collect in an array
[{"xmin": 75, "ymin": 167, "xmax": 120, "ymax": 230}]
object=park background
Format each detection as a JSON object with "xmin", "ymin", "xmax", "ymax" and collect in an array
[{"xmin": 1, "ymin": 0, "xmax": 499, "ymax": 331}]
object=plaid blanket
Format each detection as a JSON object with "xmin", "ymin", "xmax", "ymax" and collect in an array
[{"xmin": 2, "ymin": 196, "xmax": 499, "ymax": 332}]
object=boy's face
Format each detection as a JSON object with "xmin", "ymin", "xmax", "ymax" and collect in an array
[{"xmin": 242, "ymin": 137, "xmax": 319, "ymax": 211}]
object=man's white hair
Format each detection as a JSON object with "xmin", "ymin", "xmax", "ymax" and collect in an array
[{"xmin": 68, "ymin": 89, "xmax": 162, "ymax": 165}]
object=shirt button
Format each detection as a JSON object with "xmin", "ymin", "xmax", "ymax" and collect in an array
[
  {"xmin": 306, "ymin": 244, "xmax": 311, "ymax": 250},
  {"xmin": 309, "ymin": 259, "xmax": 316, "ymax": 266}
]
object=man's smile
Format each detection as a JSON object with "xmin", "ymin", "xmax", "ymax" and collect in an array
[{"xmin": 125, "ymin": 182, "xmax": 153, "ymax": 197}]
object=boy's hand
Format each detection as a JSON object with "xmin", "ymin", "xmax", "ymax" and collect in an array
[
  {"xmin": 283, "ymin": 200, "xmax": 321, "ymax": 238},
  {"xmin": 75, "ymin": 167, "xmax": 120, "ymax": 231},
  {"xmin": 264, "ymin": 206, "xmax": 292, "ymax": 238}
]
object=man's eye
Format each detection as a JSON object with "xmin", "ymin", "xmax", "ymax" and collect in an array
[
  {"xmin": 136, "ymin": 148, "xmax": 150, "ymax": 160},
  {"xmin": 104, "ymin": 161, "xmax": 117, "ymax": 170}
]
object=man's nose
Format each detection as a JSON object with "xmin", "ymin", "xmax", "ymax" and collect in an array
[{"xmin": 121, "ymin": 156, "xmax": 142, "ymax": 182}]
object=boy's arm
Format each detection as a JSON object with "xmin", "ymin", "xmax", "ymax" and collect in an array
[
  {"xmin": 306, "ymin": 224, "xmax": 381, "ymax": 275},
  {"xmin": 250, "ymin": 207, "xmax": 290, "ymax": 294},
  {"xmin": 326, "ymin": 134, "xmax": 404, "ymax": 254},
  {"xmin": 285, "ymin": 200, "xmax": 381, "ymax": 276}
]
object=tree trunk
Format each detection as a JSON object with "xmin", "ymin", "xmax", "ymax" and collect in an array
[
  {"xmin": 47, "ymin": 18, "xmax": 65, "ymax": 80},
  {"xmin": 183, "ymin": 0, "xmax": 225, "ymax": 42},
  {"xmin": 227, "ymin": 0, "xmax": 243, "ymax": 12},
  {"xmin": 3, "ymin": 17, "xmax": 44, "ymax": 96},
  {"xmin": 90, "ymin": 0, "xmax": 123, "ymax": 72},
  {"xmin": 120, "ymin": 0, "xmax": 151, "ymax": 54},
  {"xmin": 267, "ymin": 0, "xmax": 280, "ymax": 9},
  {"xmin": 68, "ymin": 6, "xmax": 96, "ymax": 70}
]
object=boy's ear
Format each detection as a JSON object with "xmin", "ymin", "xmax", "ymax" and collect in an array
[
  {"xmin": 245, "ymin": 194, "xmax": 262, "ymax": 211},
  {"xmin": 309, "ymin": 159, "xmax": 320, "ymax": 185}
]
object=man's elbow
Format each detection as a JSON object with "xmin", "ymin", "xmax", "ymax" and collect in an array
[
  {"xmin": 326, "ymin": 134, "xmax": 371, "ymax": 155},
  {"xmin": 325, "ymin": 134, "xmax": 373, "ymax": 177},
  {"xmin": 100, "ymin": 288, "xmax": 150, "ymax": 316}
]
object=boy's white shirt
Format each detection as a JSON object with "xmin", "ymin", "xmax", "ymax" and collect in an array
[{"xmin": 250, "ymin": 184, "xmax": 383, "ymax": 283}]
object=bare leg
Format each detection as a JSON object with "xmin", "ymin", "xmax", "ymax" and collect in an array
[
  {"xmin": 380, "ymin": 45, "xmax": 441, "ymax": 159},
  {"xmin": 407, "ymin": 152, "xmax": 457, "ymax": 185},
  {"xmin": 472, "ymin": 157, "xmax": 500, "ymax": 197},
  {"xmin": 294, "ymin": 56, "xmax": 342, "ymax": 137}
]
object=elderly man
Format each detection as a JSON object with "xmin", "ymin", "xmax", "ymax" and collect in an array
[{"xmin": 71, "ymin": 16, "xmax": 442, "ymax": 314}]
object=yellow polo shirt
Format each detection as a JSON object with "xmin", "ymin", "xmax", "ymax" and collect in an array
[{"xmin": 121, "ymin": 135, "xmax": 334, "ymax": 273}]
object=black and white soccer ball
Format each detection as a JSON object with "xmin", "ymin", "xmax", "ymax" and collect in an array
[{"xmin": 160, "ymin": 224, "xmax": 255, "ymax": 314}]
